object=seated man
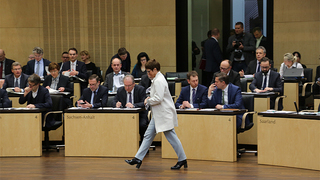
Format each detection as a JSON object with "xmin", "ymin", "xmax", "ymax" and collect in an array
[
  {"xmin": 2, "ymin": 62, "xmax": 29, "ymax": 92},
  {"xmin": 77, "ymin": 74, "xmax": 108, "ymax": 108},
  {"xmin": 175, "ymin": 71, "xmax": 208, "ymax": 109},
  {"xmin": 249, "ymin": 57, "xmax": 283, "ymax": 110},
  {"xmin": 43, "ymin": 62, "xmax": 73, "ymax": 108},
  {"xmin": 113, "ymin": 75, "xmax": 148, "ymax": 141},
  {"xmin": 0, "ymin": 89, "xmax": 12, "ymax": 108},
  {"xmin": 211, "ymin": 60, "xmax": 240, "ymax": 87},
  {"xmin": 19, "ymin": 74, "xmax": 53, "ymax": 127},
  {"xmin": 207, "ymin": 72, "xmax": 249, "ymax": 129},
  {"xmin": 104, "ymin": 58, "xmax": 129, "ymax": 92},
  {"xmin": 313, "ymin": 65, "xmax": 320, "ymax": 95}
]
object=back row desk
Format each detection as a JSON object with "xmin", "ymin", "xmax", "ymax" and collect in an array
[
  {"xmin": 162, "ymin": 109, "xmax": 246, "ymax": 162},
  {"xmin": 258, "ymin": 112, "xmax": 320, "ymax": 171}
]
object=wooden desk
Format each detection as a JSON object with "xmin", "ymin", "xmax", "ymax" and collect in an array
[
  {"xmin": 0, "ymin": 109, "xmax": 43, "ymax": 157},
  {"xmin": 64, "ymin": 108, "xmax": 141, "ymax": 157},
  {"xmin": 314, "ymin": 95, "xmax": 320, "ymax": 110},
  {"xmin": 283, "ymin": 79, "xmax": 300, "ymax": 111},
  {"xmin": 162, "ymin": 110, "xmax": 245, "ymax": 162},
  {"xmin": 258, "ymin": 112, "xmax": 320, "ymax": 170},
  {"xmin": 8, "ymin": 93, "xmax": 27, "ymax": 108}
]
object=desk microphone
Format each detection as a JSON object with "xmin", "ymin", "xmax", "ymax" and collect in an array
[{"xmin": 294, "ymin": 101, "xmax": 299, "ymax": 114}]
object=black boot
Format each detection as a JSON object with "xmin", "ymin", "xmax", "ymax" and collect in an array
[
  {"xmin": 171, "ymin": 159, "xmax": 188, "ymax": 170},
  {"xmin": 125, "ymin": 158, "xmax": 142, "ymax": 169}
]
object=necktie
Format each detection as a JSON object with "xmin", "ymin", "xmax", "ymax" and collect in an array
[
  {"xmin": 0, "ymin": 61, "xmax": 3, "ymax": 79},
  {"xmin": 128, "ymin": 92, "xmax": 132, "ymax": 103},
  {"xmin": 15, "ymin": 78, "xmax": 19, "ymax": 87},
  {"xmin": 222, "ymin": 91, "xmax": 225, "ymax": 105},
  {"xmin": 192, "ymin": 88, "xmax": 196, "ymax": 104},
  {"xmin": 91, "ymin": 91, "xmax": 96, "ymax": 105},
  {"xmin": 262, "ymin": 75, "xmax": 267, "ymax": 90},
  {"xmin": 257, "ymin": 62, "xmax": 261, "ymax": 72},
  {"xmin": 36, "ymin": 61, "xmax": 40, "ymax": 75}
]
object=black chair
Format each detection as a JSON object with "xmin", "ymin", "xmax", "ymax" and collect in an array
[
  {"xmin": 96, "ymin": 67, "xmax": 103, "ymax": 82},
  {"xmin": 42, "ymin": 95, "xmax": 64, "ymax": 151},
  {"xmin": 299, "ymin": 68, "xmax": 314, "ymax": 110},
  {"xmin": 237, "ymin": 94, "xmax": 256, "ymax": 157},
  {"xmin": 107, "ymin": 95, "xmax": 114, "ymax": 107},
  {"xmin": 166, "ymin": 72, "xmax": 189, "ymax": 87},
  {"xmin": 240, "ymin": 78, "xmax": 247, "ymax": 92}
]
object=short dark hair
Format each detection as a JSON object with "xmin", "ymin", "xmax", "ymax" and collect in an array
[
  {"xmin": 89, "ymin": 74, "xmax": 100, "ymax": 82},
  {"xmin": 235, "ymin": 22, "xmax": 243, "ymax": 28},
  {"xmin": 61, "ymin": 51, "xmax": 68, "ymax": 56},
  {"xmin": 28, "ymin": 74, "xmax": 41, "ymax": 85},
  {"xmin": 215, "ymin": 72, "xmax": 229, "ymax": 84},
  {"xmin": 68, "ymin": 47, "xmax": 78, "ymax": 54},
  {"xmin": 211, "ymin": 28, "xmax": 220, "ymax": 36},
  {"xmin": 187, "ymin": 71, "xmax": 198, "ymax": 80},
  {"xmin": 253, "ymin": 27, "xmax": 262, "ymax": 33},
  {"xmin": 207, "ymin": 30, "xmax": 212, "ymax": 38},
  {"xmin": 137, "ymin": 52, "xmax": 150, "ymax": 67},
  {"xmin": 48, "ymin": 62, "xmax": 60, "ymax": 71},
  {"xmin": 145, "ymin": 59, "xmax": 160, "ymax": 71},
  {"xmin": 292, "ymin": 51, "xmax": 301, "ymax": 59},
  {"xmin": 118, "ymin": 47, "xmax": 127, "ymax": 56},
  {"xmin": 260, "ymin": 57, "xmax": 271, "ymax": 64},
  {"xmin": 11, "ymin": 62, "xmax": 22, "ymax": 69}
]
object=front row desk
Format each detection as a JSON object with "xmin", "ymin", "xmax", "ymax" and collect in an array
[{"xmin": 1, "ymin": 108, "xmax": 319, "ymax": 171}]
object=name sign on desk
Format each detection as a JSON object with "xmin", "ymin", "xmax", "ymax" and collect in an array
[
  {"xmin": 260, "ymin": 119, "xmax": 276, "ymax": 124},
  {"xmin": 66, "ymin": 115, "xmax": 95, "ymax": 119}
]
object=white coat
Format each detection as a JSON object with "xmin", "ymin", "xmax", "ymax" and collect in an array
[{"xmin": 147, "ymin": 71, "xmax": 178, "ymax": 133}]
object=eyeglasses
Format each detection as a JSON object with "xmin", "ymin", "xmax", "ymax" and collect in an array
[
  {"xmin": 260, "ymin": 66, "xmax": 269, "ymax": 69},
  {"xmin": 29, "ymin": 83, "xmax": 38, "ymax": 87},
  {"xmin": 220, "ymin": 67, "xmax": 230, "ymax": 71},
  {"xmin": 12, "ymin": 68, "xmax": 21, "ymax": 71},
  {"xmin": 62, "ymin": 56, "xmax": 69, "ymax": 59},
  {"xmin": 124, "ymin": 83, "xmax": 134, "ymax": 88}
]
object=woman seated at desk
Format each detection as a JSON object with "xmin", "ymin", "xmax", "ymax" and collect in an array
[
  {"xmin": 131, "ymin": 52, "xmax": 150, "ymax": 78},
  {"xmin": 43, "ymin": 62, "xmax": 73, "ymax": 107},
  {"xmin": 279, "ymin": 53, "xmax": 304, "ymax": 78}
]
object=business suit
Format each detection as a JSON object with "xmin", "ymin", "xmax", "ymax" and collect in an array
[
  {"xmin": 226, "ymin": 32, "xmax": 255, "ymax": 65},
  {"xmin": 19, "ymin": 86, "xmax": 54, "ymax": 127},
  {"xmin": 211, "ymin": 70, "xmax": 241, "ymax": 87},
  {"xmin": 138, "ymin": 74, "xmax": 151, "ymax": 89},
  {"xmin": 113, "ymin": 85, "xmax": 148, "ymax": 140},
  {"xmin": 105, "ymin": 53, "xmax": 132, "ymax": 75},
  {"xmin": 256, "ymin": 36, "xmax": 269, "ymax": 51},
  {"xmin": 208, "ymin": 83, "xmax": 248, "ymax": 128},
  {"xmin": 104, "ymin": 71, "xmax": 129, "ymax": 91},
  {"xmin": 175, "ymin": 84, "xmax": 208, "ymax": 109},
  {"xmin": 78, "ymin": 85, "xmax": 108, "ymax": 108},
  {"xmin": 245, "ymin": 59, "xmax": 274, "ymax": 75},
  {"xmin": 2, "ymin": 73, "xmax": 29, "ymax": 89},
  {"xmin": 204, "ymin": 37, "xmax": 223, "ymax": 86},
  {"xmin": 43, "ymin": 74, "xmax": 73, "ymax": 108},
  {"xmin": 25, "ymin": 59, "xmax": 51, "ymax": 77},
  {"xmin": 1, "ymin": 58, "xmax": 15, "ymax": 78},
  {"xmin": 0, "ymin": 89, "xmax": 12, "ymax": 108},
  {"xmin": 249, "ymin": 70, "xmax": 283, "ymax": 110},
  {"xmin": 61, "ymin": 60, "xmax": 87, "ymax": 80},
  {"xmin": 313, "ymin": 65, "xmax": 320, "ymax": 95},
  {"xmin": 135, "ymin": 71, "xmax": 186, "ymax": 162}
]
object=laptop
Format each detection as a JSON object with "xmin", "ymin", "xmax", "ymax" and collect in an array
[{"xmin": 283, "ymin": 68, "xmax": 303, "ymax": 78}]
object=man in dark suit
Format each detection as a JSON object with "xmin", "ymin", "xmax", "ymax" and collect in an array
[
  {"xmin": 249, "ymin": 57, "xmax": 283, "ymax": 110},
  {"xmin": 253, "ymin": 27, "xmax": 269, "ymax": 51},
  {"xmin": 139, "ymin": 74, "xmax": 151, "ymax": 90},
  {"xmin": 104, "ymin": 58, "xmax": 129, "ymax": 92},
  {"xmin": 207, "ymin": 72, "xmax": 249, "ymax": 128},
  {"xmin": 313, "ymin": 65, "xmax": 320, "ymax": 95},
  {"xmin": 211, "ymin": 60, "xmax": 241, "ymax": 87},
  {"xmin": 0, "ymin": 49, "xmax": 15, "ymax": 79},
  {"xmin": 43, "ymin": 62, "xmax": 73, "ymax": 108},
  {"xmin": 61, "ymin": 48, "xmax": 88, "ymax": 92},
  {"xmin": 0, "ymin": 89, "xmax": 12, "ymax": 108},
  {"xmin": 226, "ymin": 22, "xmax": 255, "ymax": 72},
  {"xmin": 175, "ymin": 71, "xmax": 208, "ymax": 109},
  {"xmin": 77, "ymin": 74, "xmax": 108, "ymax": 108},
  {"xmin": 58, "ymin": 52, "xmax": 69, "ymax": 70},
  {"xmin": 240, "ymin": 46, "xmax": 274, "ymax": 77},
  {"xmin": 2, "ymin": 62, "xmax": 29, "ymax": 92},
  {"xmin": 25, "ymin": 47, "xmax": 51, "ymax": 78},
  {"xmin": 106, "ymin": 47, "xmax": 131, "ymax": 74},
  {"xmin": 19, "ymin": 74, "xmax": 53, "ymax": 127},
  {"xmin": 113, "ymin": 75, "xmax": 148, "ymax": 141},
  {"xmin": 204, "ymin": 28, "xmax": 223, "ymax": 87}
]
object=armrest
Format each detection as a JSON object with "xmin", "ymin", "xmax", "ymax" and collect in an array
[
  {"xmin": 302, "ymin": 82, "xmax": 314, "ymax": 96},
  {"xmin": 43, "ymin": 111, "xmax": 63, "ymax": 127},
  {"xmin": 275, "ymin": 95, "xmax": 286, "ymax": 111},
  {"xmin": 241, "ymin": 111, "xmax": 256, "ymax": 129}
]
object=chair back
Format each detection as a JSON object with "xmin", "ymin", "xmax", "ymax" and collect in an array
[
  {"xmin": 304, "ymin": 68, "xmax": 313, "ymax": 82},
  {"xmin": 49, "ymin": 95, "xmax": 64, "ymax": 122},
  {"xmin": 107, "ymin": 95, "xmax": 115, "ymax": 107},
  {"xmin": 240, "ymin": 94, "xmax": 254, "ymax": 132},
  {"xmin": 240, "ymin": 78, "xmax": 247, "ymax": 92},
  {"xmin": 166, "ymin": 72, "xmax": 189, "ymax": 87},
  {"xmin": 167, "ymin": 81, "xmax": 175, "ymax": 96}
]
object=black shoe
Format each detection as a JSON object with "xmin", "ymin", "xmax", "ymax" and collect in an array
[
  {"xmin": 125, "ymin": 158, "xmax": 142, "ymax": 169},
  {"xmin": 171, "ymin": 159, "xmax": 188, "ymax": 170}
]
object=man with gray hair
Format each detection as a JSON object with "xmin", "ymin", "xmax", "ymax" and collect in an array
[
  {"xmin": 2, "ymin": 62, "xmax": 29, "ymax": 92},
  {"xmin": 25, "ymin": 47, "xmax": 51, "ymax": 78},
  {"xmin": 113, "ymin": 74, "xmax": 148, "ymax": 141}
]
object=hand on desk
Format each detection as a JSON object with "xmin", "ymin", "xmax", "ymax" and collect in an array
[
  {"xmin": 215, "ymin": 104, "xmax": 223, "ymax": 109},
  {"xmin": 125, "ymin": 102, "xmax": 134, "ymax": 108},
  {"xmin": 26, "ymin": 104, "xmax": 36, "ymax": 108},
  {"xmin": 77, "ymin": 100, "xmax": 92, "ymax": 108},
  {"xmin": 116, "ymin": 101, "xmax": 122, "ymax": 108},
  {"xmin": 14, "ymin": 87, "xmax": 21, "ymax": 92},
  {"xmin": 255, "ymin": 87, "xmax": 273, "ymax": 93},
  {"xmin": 181, "ymin": 101, "xmax": 191, "ymax": 109}
]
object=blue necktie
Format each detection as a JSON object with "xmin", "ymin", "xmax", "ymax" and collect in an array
[
  {"xmin": 192, "ymin": 89, "xmax": 196, "ymax": 104},
  {"xmin": 128, "ymin": 92, "xmax": 132, "ymax": 103},
  {"xmin": 15, "ymin": 78, "xmax": 19, "ymax": 87},
  {"xmin": 91, "ymin": 91, "xmax": 96, "ymax": 105},
  {"xmin": 36, "ymin": 61, "xmax": 40, "ymax": 75},
  {"xmin": 257, "ymin": 62, "xmax": 261, "ymax": 72},
  {"xmin": 262, "ymin": 75, "xmax": 267, "ymax": 90}
]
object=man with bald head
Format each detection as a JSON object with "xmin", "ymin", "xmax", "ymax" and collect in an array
[
  {"xmin": 210, "ymin": 60, "xmax": 240, "ymax": 87},
  {"xmin": 104, "ymin": 58, "xmax": 129, "ymax": 91},
  {"xmin": 0, "ymin": 49, "xmax": 15, "ymax": 79}
]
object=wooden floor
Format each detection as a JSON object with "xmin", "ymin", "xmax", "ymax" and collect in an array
[{"xmin": 0, "ymin": 146, "xmax": 319, "ymax": 179}]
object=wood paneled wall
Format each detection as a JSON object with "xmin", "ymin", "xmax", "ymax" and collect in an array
[
  {"xmin": 0, "ymin": 0, "xmax": 176, "ymax": 74},
  {"xmin": 274, "ymin": 0, "xmax": 320, "ymax": 76}
]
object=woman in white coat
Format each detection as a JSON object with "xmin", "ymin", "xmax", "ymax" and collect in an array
[{"xmin": 125, "ymin": 59, "xmax": 187, "ymax": 169}]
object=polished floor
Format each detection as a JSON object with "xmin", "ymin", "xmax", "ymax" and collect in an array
[{"xmin": 0, "ymin": 146, "xmax": 319, "ymax": 180}]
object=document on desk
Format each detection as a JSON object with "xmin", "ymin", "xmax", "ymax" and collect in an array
[
  {"xmin": 48, "ymin": 89, "xmax": 70, "ymax": 95},
  {"xmin": 241, "ymin": 92, "xmax": 276, "ymax": 95},
  {"xmin": 99, "ymin": 107, "xmax": 141, "ymax": 110},
  {"xmin": 6, "ymin": 88, "xmax": 24, "ymax": 95},
  {"xmin": 199, "ymin": 108, "xmax": 217, "ymax": 111},
  {"xmin": 265, "ymin": 110, "xmax": 296, "ymax": 114},
  {"xmin": 12, "ymin": 108, "xmax": 39, "ymax": 110},
  {"xmin": 68, "ymin": 107, "xmax": 90, "ymax": 110}
]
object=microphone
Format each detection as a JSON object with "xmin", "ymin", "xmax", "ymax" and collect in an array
[
  {"xmin": 100, "ymin": 98, "xmax": 103, "ymax": 109},
  {"xmin": 197, "ymin": 98, "xmax": 200, "ymax": 110}
]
